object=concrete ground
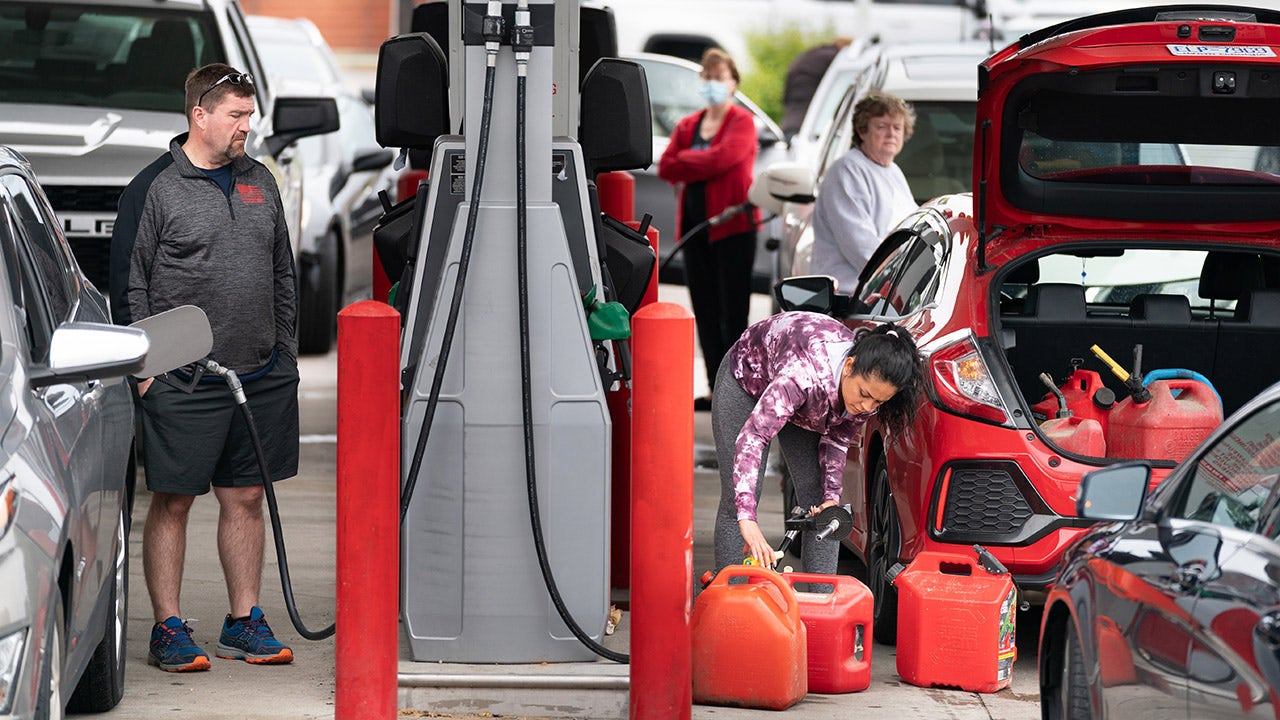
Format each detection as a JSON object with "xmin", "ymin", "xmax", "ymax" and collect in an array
[{"xmin": 75, "ymin": 287, "xmax": 1042, "ymax": 720}]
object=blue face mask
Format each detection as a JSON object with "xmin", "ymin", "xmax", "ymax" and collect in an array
[{"xmin": 700, "ymin": 80, "xmax": 731, "ymax": 107}]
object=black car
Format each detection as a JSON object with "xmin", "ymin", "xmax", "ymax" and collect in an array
[{"xmin": 1039, "ymin": 379, "xmax": 1280, "ymax": 719}]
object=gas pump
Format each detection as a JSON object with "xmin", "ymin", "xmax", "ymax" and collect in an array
[{"xmin": 374, "ymin": 0, "xmax": 653, "ymax": 663}]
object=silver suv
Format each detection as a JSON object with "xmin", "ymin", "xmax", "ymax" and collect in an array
[{"xmin": 0, "ymin": 0, "xmax": 337, "ymax": 343}]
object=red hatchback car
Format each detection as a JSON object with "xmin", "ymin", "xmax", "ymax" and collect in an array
[{"xmin": 771, "ymin": 4, "xmax": 1280, "ymax": 644}]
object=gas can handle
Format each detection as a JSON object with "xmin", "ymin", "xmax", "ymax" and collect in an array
[
  {"xmin": 718, "ymin": 565, "xmax": 799, "ymax": 620},
  {"xmin": 779, "ymin": 571, "xmax": 850, "ymax": 594}
]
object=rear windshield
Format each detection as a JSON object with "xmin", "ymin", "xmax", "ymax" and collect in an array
[
  {"xmin": 1000, "ymin": 66, "xmax": 1280, "ymax": 222},
  {"xmin": 0, "ymin": 3, "xmax": 225, "ymax": 112}
]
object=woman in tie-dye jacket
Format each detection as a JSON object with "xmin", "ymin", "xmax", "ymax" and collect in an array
[{"xmin": 712, "ymin": 312, "xmax": 923, "ymax": 575}]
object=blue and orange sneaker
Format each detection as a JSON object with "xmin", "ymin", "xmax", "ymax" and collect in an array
[
  {"xmin": 216, "ymin": 606, "xmax": 293, "ymax": 664},
  {"xmin": 148, "ymin": 617, "xmax": 211, "ymax": 672}
]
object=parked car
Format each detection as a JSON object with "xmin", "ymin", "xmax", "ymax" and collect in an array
[
  {"xmin": 247, "ymin": 15, "xmax": 398, "ymax": 354},
  {"xmin": 0, "ymin": 145, "xmax": 168, "ymax": 719},
  {"xmin": 770, "ymin": 5, "xmax": 1280, "ymax": 645},
  {"xmin": 0, "ymin": 0, "xmax": 337, "ymax": 329},
  {"xmin": 757, "ymin": 41, "xmax": 992, "ymax": 290},
  {"xmin": 1039, "ymin": 379, "xmax": 1280, "ymax": 719},
  {"xmin": 628, "ymin": 52, "xmax": 787, "ymax": 292}
]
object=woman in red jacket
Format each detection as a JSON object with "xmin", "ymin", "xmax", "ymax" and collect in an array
[{"xmin": 658, "ymin": 48, "xmax": 761, "ymax": 411}]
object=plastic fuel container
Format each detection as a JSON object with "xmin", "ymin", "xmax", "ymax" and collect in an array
[
  {"xmin": 894, "ymin": 551, "xmax": 1018, "ymax": 693},
  {"xmin": 692, "ymin": 565, "xmax": 807, "ymax": 710},
  {"xmin": 1040, "ymin": 415, "xmax": 1106, "ymax": 457},
  {"xmin": 1031, "ymin": 368, "xmax": 1115, "ymax": 429},
  {"xmin": 778, "ymin": 572, "xmax": 873, "ymax": 693},
  {"xmin": 1107, "ymin": 378, "xmax": 1222, "ymax": 462}
]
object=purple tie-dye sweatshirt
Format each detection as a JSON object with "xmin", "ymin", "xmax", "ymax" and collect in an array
[{"xmin": 727, "ymin": 312, "xmax": 875, "ymax": 521}]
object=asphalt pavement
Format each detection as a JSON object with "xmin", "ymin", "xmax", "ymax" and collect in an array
[{"xmin": 70, "ymin": 286, "xmax": 1042, "ymax": 720}]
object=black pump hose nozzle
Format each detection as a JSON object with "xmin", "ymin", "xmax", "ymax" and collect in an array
[{"xmin": 195, "ymin": 358, "xmax": 335, "ymax": 641}]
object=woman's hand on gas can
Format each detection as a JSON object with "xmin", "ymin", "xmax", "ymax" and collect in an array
[{"xmin": 739, "ymin": 519, "xmax": 775, "ymax": 569}]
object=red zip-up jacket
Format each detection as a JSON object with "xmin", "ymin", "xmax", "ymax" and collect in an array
[{"xmin": 657, "ymin": 104, "xmax": 761, "ymax": 242}]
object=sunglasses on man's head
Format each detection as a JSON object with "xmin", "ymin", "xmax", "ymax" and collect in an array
[{"xmin": 197, "ymin": 72, "xmax": 253, "ymax": 106}]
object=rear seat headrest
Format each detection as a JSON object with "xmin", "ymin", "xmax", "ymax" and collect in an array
[
  {"xmin": 1027, "ymin": 283, "xmax": 1086, "ymax": 321},
  {"xmin": 1130, "ymin": 294, "xmax": 1191, "ymax": 324},
  {"xmin": 1235, "ymin": 289, "xmax": 1280, "ymax": 326},
  {"xmin": 1199, "ymin": 251, "xmax": 1264, "ymax": 301}
]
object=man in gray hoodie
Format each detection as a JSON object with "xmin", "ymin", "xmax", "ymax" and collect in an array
[{"xmin": 110, "ymin": 63, "xmax": 299, "ymax": 672}]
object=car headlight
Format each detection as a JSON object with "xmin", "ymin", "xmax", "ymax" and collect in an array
[{"xmin": 0, "ymin": 628, "xmax": 27, "ymax": 714}]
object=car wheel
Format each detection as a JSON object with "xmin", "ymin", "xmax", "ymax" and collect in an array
[
  {"xmin": 867, "ymin": 452, "xmax": 900, "ymax": 645},
  {"xmin": 34, "ymin": 594, "xmax": 64, "ymax": 720},
  {"xmin": 298, "ymin": 230, "xmax": 339, "ymax": 355},
  {"xmin": 1048, "ymin": 621, "xmax": 1093, "ymax": 720},
  {"xmin": 67, "ymin": 505, "xmax": 127, "ymax": 713}
]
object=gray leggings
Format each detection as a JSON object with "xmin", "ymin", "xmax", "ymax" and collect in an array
[{"xmin": 711, "ymin": 362, "xmax": 840, "ymax": 577}]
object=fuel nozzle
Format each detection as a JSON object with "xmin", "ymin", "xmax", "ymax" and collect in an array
[
  {"xmin": 1038, "ymin": 372, "xmax": 1071, "ymax": 419},
  {"xmin": 1090, "ymin": 343, "xmax": 1150, "ymax": 404}
]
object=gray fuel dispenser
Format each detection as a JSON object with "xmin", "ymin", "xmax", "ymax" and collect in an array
[{"xmin": 375, "ymin": 0, "xmax": 653, "ymax": 663}]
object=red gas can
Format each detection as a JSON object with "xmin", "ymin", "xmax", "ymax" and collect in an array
[
  {"xmin": 1031, "ymin": 369, "xmax": 1114, "ymax": 430},
  {"xmin": 778, "ymin": 572, "xmax": 873, "ymax": 693},
  {"xmin": 894, "ymin": 551, "xmax": 1018, "ymax": 693},
  {"xmin": 1040, "ymin": 415, "xmax": 1106, "ymax": 457},
  {"xmin": 692, "ymin": 565, "xmax": 807, "ymax": 710},
  {"xmin": 1106, "ymin": 378, "xmax": 1222, "ymax": 462}
]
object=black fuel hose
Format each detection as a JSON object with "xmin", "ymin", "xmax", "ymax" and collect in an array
[
  {"xmin": 512, "ymin": 6, "xmax": 626, "ymax": 662},
  {"xmin": 658, "ymin": 205, "xmax": 775, "ymax": 275},
  {"xmin": 196, "ymin": 358, "xmax": 334, "ymax": 641},
  {"xmin": 399, "ymin": 10, "xmax": 504, "ymax": 522}
]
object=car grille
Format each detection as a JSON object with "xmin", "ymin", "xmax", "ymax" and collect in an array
[
  {"xmin": 928, "ymin": 459, "xmax": 1073, "ymax": 546},
  {"xmin": 44, "ymin": 185, "xmax": 123, "ymax": 213},
  {"xmin": 942, "ymin": 466, "xmax": 1034, "ymax": 535},
  {"xmin": 68, "ymin": 238, "xmax": 110, "ymax": 294}
]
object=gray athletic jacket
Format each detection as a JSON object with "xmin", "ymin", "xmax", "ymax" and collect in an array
[{"xmin": 110, "ymin": 135, "xmax": 297, "ymax": 373}]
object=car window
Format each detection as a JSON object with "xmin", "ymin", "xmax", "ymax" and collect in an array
[
  {"xmin": 0, "ymin": 174, "xmax": 77, "ymax": 322},
  {"xmin": 887, "ymin": 222, "xmax": 946, "ymax": 315},
  {"xmin": 897, "ymin": 101, "xmax": 976, "ymax": 203},
  {"xmin": 1168, "ymin": 397, "xmax": 1280, "ymax": 534},
  {"xmin": 0, "ymin": 185, "xmax": 54, "ymax": 363},
  {"xmin": 856, "ymin": 231, "xmax": 912, "ymax": 316},
  {"xmin": 817, "ymin": 89, "xmax": 859, "ymax": 183},
  {"xmin": 0, "ymin": 3, "xmax": 224, "ymax": 112}
]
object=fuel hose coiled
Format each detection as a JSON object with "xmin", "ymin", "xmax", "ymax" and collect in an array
[
  {"xmin": 399, "ymin": 1, "xmax": 504, "ymax": 521},
  {"xmin": 512, "ymin": 0, "xmax": 626, "ymax": 664}
]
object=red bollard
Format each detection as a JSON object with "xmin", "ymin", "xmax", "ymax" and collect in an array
[
  {"xmin": 597, "ymin": 170, "xmax": 635, "ymax": 222},
  {"xmin": 630, "ymin": 302, "xmax": 694, "ymax": 720},
  {"xmin": 336, "ymin": 301, "xmax": 400, "ymax": 720}
]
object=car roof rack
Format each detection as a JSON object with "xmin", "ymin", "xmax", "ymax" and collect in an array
[{"xmin": 1018, "ymin": 3, "xmax": 1280, "ymax": 50}]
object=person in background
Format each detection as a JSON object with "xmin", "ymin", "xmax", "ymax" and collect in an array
[
  {"xmin": 658, "ymin": 47, "xmax": 761, "ymax": 412},
  {"xmin": 712, "ymin": 315, "xmax": 923, "ymax": 575},
  {"xmin": 810, "ymin": 93, "xmax": 918, "ymax": 293},
  {"xmin": 110, "ymin": 63, "xmax": 299, "ymax": 673},
  {"xmin": 781, "ymin": 37, "xmax": 853, "ymax": 142}
]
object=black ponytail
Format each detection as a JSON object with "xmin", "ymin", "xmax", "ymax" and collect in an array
[{"xmin": 847, "ymin": 322, "xmax": 923, "ymax": 434}]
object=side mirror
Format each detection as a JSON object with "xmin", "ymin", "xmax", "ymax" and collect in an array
[
  {"xmin": 29, "ymin": 323, "xmax": 149, "ymax": 387},
  {"xmin": 774, "ymin": 275, "xmax": 849, "ymax": 316},
  {"xmin": 353, "ymin": 147, "xmax": 396, "ymax": 173},
  {"xmin": 375, "ymin": 32, "xmax": 450, "ymax": 153},
  {"xmin": 750, "ymin": 161, "xmax": 816, "ymax": 215},
  {"xmin": 266, "ymin": 97, "xmax": 340, "ymax": 158},
  {"xmin": 1077, "ymin": 462, "xmax": 1151, "ymax": 521},
  {"xmin": 580, "ymin": 58, "xmax": 653, "ymax": 176}
]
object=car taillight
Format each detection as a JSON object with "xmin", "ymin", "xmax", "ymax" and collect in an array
[{"xmin": 929, "ymin": 336, "xmax": 1010, "ymax": 425}]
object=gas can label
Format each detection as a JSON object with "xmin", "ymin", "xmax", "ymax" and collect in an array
[{"xmin": 996, "ymin": 588, "xmax": 1017, "ymax": 682}]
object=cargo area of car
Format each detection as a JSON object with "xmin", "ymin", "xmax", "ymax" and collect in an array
[{"xmin": 994, "ymin": 246, "xmax": 1280, "ymax": 462}]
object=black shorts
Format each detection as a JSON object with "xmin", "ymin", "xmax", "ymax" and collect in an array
[{"xmin": 140, "ymin": 352, "xmax": 300, "ymax": 495}]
